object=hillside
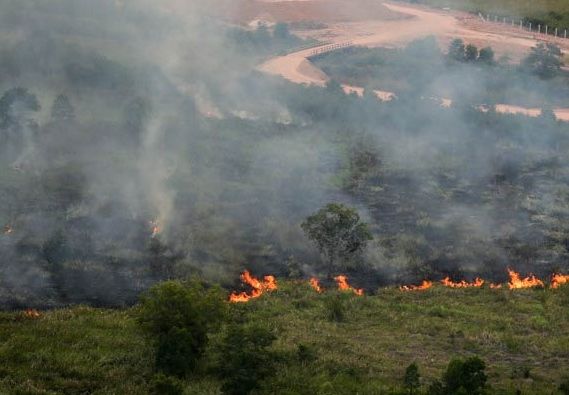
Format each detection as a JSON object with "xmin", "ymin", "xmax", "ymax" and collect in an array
[
  {"xmin": 2, "ymin": 284, "xmax": 569, "ymax": 394},
  {"xmin": 409, "ymin": 0, "xmax": 569, "ymax": 31}
]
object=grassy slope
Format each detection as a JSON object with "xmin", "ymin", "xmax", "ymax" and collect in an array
[
  {"xmin": 2, "ymin": 284, "xmax": 569, "ymax": 394},
  {"xmin": 409, "ymin": 0, "xmax": 569, "ymax": 29}
]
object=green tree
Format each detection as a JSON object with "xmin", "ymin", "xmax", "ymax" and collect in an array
[
  {"xmin": 215, "ymin": 323, "xmax": 277, "ymax": 395},
  {"xmin": 301, "ymin": 203, "xmax": 372, "ymax": 274},
  {"xmin": 404, "ymin": 362, "xmax": 421, "ymax": 395},
  {"xmin": 447, "ymin": 39, "xmax": 465, "ymax": 62},
  {"xmin": 51, "ymin": 94, "xmax": 75, "ymax": 122},
  {"xmin": 465, "ymin": 44, "xmax": 478, "ymax": 62},
  {"xmin": 477, "ymin": 47, "xmax": 495, "ymax": 65},
  {"xmin": 522, "ymin": 42, "xmax": 563, "ymax": 79},
  {"xmin": 138, "ymin": 280, "xmax": 227, "ymax": 376}
]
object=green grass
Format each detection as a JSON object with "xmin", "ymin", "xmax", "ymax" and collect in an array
[
  {"xmin": 409, "ymin": 0, "xmax": 569, "ymax": 30},
  {"xmin": 2, "ymin": 284, "xmax": 569, "ymax": 394}
]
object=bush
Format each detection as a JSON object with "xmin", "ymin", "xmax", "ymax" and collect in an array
[
  {"xmin": 155, "ymin": 327, "xmax": 201, "ymax": 376},
  {"xmin": 215, "ymin": 323, "xmax": 277, "ymax": 395},
  {"xmin": 560, "ymin": 378, "xmax": 569, "ymax": 395},
  {"xmin": 150, "ymin": 373, "xmax": 184, "ymax": 395},
  {"xmin": 442, "ymin": 357, "xmax": 487, "ymax": 395},
  {"xmin": 404, "ymin": 362, "xmax": 421, "ymax": 394},
  {"xmin": 138, "ymin": 279, "xmax": 227, "ymax": 376}
]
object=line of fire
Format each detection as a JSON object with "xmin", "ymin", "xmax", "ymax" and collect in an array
[{"xmin": 229, "ymin": 269, "xmax": 569, "ymax": 303}]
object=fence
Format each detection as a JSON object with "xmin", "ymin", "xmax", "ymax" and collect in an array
[
  {"xmin": 477, "ymin": 13, "xmax": 568, "ymax": 40},
  {"xmin": 308, "ymin": 41, "xmax": 354, "ymax": 57}
]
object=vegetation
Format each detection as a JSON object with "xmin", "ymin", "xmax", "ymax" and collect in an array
[
  {"xmin": 409, "ymin": 0, "xmax": 569, "ymax": 32},
  {"xmin": 2, "ymin": 283, "xmax": 569, "ymax": 393},
  {"xmin": 301, "ymin": 203, "xmax": 373, "ymax": 274},
  {"xmin": 137, "ymin": 280, "xmax": 227, "ymax": 376}
]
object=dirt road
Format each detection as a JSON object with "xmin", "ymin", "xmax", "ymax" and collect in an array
[{"xmin": 258, "ymin": 1, "xmax": 569, "ymax": 121}]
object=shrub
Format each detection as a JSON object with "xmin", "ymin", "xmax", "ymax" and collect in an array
[
  {"xmin": 404, "ymin": 362, "xmax": 421, "ymax": 395},
  {"xmin": 297, "ymin": 343, "xmax": 317, "ymax": 365},
  {"xmin": 150, "ymin": 373, "xmax": 184, "ymax": 395},
  {"xmin": 443, "ymin": 357, "xmax": 487, "ymax": 395},
  {"xmin": 560, "ymin": 378, "xmax": 569, "ymax": 395},
  {"xmin": 138, "ymin": 279, "xmax": 227, "ymax": 376},
  {"xmin": 155, "ymin": 327, "xmax": 200, "ymax": 376},
  {"xmin": 215, "ymin": 323, "xmax": 277, "ymax": 395}
]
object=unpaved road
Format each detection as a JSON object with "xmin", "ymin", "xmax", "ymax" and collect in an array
[{"xmin": 258, "ymin": 1, "xmax": 569, "ymax": 121}]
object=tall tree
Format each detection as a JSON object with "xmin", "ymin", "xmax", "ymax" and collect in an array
[
  {"xmin": 465, "ymin": 44, "xmax": 478, "ymax": 62},
  {"xmin": 301, "ymin": 203, "xmax": 372, "ymax": 274},
  {"xmin": 447, "ymin": 39, "xmax": 465, "ymax": 62},
  {"xmin": 51, "ymin": 94, "xmax": 75, "ymax": 122},
  {"xmin": 522, "ymin": 42, "xmax": 563, "ymax": 79},
  {"xmin": 478, "ymin": 47, "xmax": 495, "ymax": 65}
]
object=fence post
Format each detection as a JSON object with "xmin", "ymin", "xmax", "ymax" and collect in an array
[
  {"xmin": 565, "ymin": 29, "xmax": 567, "ymax": 39},
  {"xmin": 529, "ymin": 22, "xmax": 532, "ymax": 32},
  {"xmin": 546, "ymin": 25, "xmax": 548, "ymax": 35},
  {"xmin": 538, "ymin": 24, "xmax": 541, "ymax": 34}
]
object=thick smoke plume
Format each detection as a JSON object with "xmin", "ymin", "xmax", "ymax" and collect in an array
[{"xmin": 0, "ymin": 0, "xmax": 568, "ymax": 308}]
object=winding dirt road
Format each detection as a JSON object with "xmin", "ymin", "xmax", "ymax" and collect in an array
[{"xmin": 258, "ymin": 2, "xmax": 569, "ymax": 121}]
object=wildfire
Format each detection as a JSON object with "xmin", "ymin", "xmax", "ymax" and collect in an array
[
  {"xmin": 23, "ymin": 309, "xmax": 41, "ymax": 319},
  {"xmin": 551, "ymin": 273, "xmax": 569, "ymax": 289},
  {"xmin": 3, "ymin": 225, "xmax": 13, "ymax": 235},
  {"xmin": 309, "ymin": 277, "xmax": 323, "ymax": 293},
  {"xmin": 441, "ymin": 277, "xmax": 485, "ymax": 288},
  {"xmin": 150, "ymin": 220, "xmax": 161, "ymax": 238},
  {"xmin": 334, "ymin": 275, "xmax": 364, "ymax": 296},
  {"xmin": 489, "ymin": 283, "xmax": 503, "ymax": 289},
  {"xmin": 507, "ymin": 268, "xmax": 544, "ymax": 289},
  {"xmin": 229, "ymin": 270, "xmax": 278, "ymax": 303},
  {"xmin": 400, "ymin": 280, "xmax": 433, "ymax": 292}
]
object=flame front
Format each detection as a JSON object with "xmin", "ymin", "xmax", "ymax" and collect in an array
[
  {"xmin": 507, "ymin": 268, "xmax": 544, "ymax": 289},
  {"xmin": 441, "ymin": 277, "xmax": 485, "ymax": 288},
  {"xmin": 551, "ymin": 274, "xmax": 569, "ymax": 289},
  {"xmin": 310, "ymin": 277, "xmax": 323, "ymax": 293},
  {"xmin": 229, "ymin": 270, "xmax": 278, "ymax": 303},
  {"xmin": 23, "ymin": 309, "xmax": 41, "ymax": 319},
  {"xmin": 400, "ymin": 280, "xmax": 433, "ymax": 292},
  {"xmin": 334, "ymin": 275, "xmax": 364, "ymax": 296}
]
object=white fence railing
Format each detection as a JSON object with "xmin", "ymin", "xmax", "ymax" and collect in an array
[{"xmin": 308, "ymin": 41, "xmax": 354, "ymax": 57}]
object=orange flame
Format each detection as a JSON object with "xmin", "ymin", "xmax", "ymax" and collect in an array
[
  {"xmin": 334, "ymin": 275, "xmax": 364, "ymax": 296},
  {"xmin": 23, "ymin": 309, "xmax": 41, "ymax": 319},
  {"xmin": 229, "ymin": 270, "xmax": 278, "ymax": 303},
  {"xmin": 551, "ymin": 273, "xmax": 569, "ymax": 289},
  {"xmin": 150, "ymin": 220, "xmax": 161, "ymax": 238},
  {"xmin": 309, "ymin": 277, "xmax": 323, "ymax": 293},
  {"xmin": 490, "ymin": 283, "xmax": 503, "ymax": 289},
  {"xmin": 507, "ymin": 268, "xmax": 544, "ymax": 289},
  {"xmin": 441, "ymin": 277, "xmax": 485, "ymax": 288},
  {"xmin": 400, "ymin": 280, "xmax": 433, "ymax": 292}
]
